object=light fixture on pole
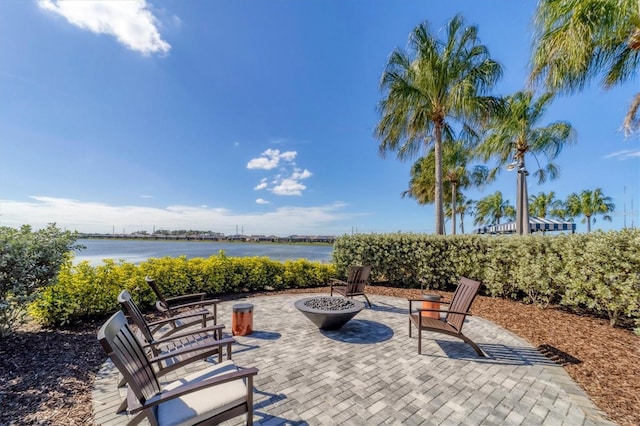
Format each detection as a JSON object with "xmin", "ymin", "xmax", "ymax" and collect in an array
[{"xmin": 507, "ymin": 160, "xmax": 530, "ymax": 235}]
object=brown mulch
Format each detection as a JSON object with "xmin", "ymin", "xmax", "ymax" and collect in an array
[{"xmin": 1, "ymin": 286, "xmax": 638, "ymax": 425}]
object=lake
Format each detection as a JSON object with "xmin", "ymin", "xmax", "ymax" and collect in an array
[{"xmin": 73, "ymin": 239, "xmax": 334, "ymax": 265}]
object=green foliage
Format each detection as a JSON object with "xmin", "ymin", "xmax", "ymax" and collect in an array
[
  {"xmin": 333, "ymin": 230, "xmax": 640, "ymax": 327},
  {"xmin": 29, "ymin": 259, "xmax": 145, "ymax": 326},
  {"xmin": 561, "ymin": 230, "xmax": 640, "ymax": 326},
  {"xmin": 28, "ymin": 253, "xmax": 333, "ymax": 326},
  {"xmin": 283, "ymin": 259, "xmax": 335, "ymax": 289},
  {"xmin": 0, "ymin": 224, "xmax": 81, "ymax": 336},
  {"xmin": 27, "ymin": 230, "xmax": 640, "ymax": 330},
  {"xmin": 333, "ymin": 233, "xmax": 482, "ymax": 290}
]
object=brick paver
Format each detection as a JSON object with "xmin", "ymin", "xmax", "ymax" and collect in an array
[{"xmin": 92, "ymin": 294, "xmax": 615, "ymax": 425}]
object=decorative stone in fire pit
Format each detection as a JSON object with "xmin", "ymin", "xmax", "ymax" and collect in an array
[{"xmin": 294, "ymin": 296, "xmax": 365, "ymax": 330}]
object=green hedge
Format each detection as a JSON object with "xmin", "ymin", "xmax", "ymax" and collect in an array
[
  {"xmin": 28, "ymin": 230, "xmax": 640, "ymax": 329},
  {"xmin": 332, "ymin": 233, "xmax": 488, "ymax": 288},
  {"xmin": 333, "ymin": 230, "xmax": 640, "ymax": 327},
  {"xmin": 29, "ymin": 252, "xmax": 335, "ymax": 326}
]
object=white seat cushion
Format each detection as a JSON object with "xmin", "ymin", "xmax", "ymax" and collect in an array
[{"xmin": 155, "ymin": 360, "xmax": 247, "ymax": 426}]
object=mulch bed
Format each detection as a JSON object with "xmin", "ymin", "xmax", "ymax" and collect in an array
[{"xmin": 1, "ymin": 286, "xmax": 638, "ymax": 425}]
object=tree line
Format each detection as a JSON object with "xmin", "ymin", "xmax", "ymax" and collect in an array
[{"xmin": 376, "ymin": 1, "xmax": 638, "ymax": 235}]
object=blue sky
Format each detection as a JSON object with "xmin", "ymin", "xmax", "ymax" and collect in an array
[{"xmin": 1, "ymin": 0, "xmax": 638, "ymax": 236}]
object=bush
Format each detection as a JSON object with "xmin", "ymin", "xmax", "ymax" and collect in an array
[
  {"xmin": 561, "ymin": 230, "xmax": 640, "ymax": 326},
  {"xmin": 29, "ymin": 253, "xmax": 334, "ymax": 326},
  {"xmin": 332, "ymin": 230, "xmax": 640, "ymax": 326},
  {"xmin": 0, "ymin": 224, "xmax": 81, "ymax": 337}
]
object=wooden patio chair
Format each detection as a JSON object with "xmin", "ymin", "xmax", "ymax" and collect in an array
[
  {"xmin": 145, "ymin": 276, "xmax": 219, "ymax": 326},
  {"xmin": 117, "ymin": 290, "xmax": 235, "ymax": 411},
  {"xmin": 408, "ymin": 277, "xmax": 486, "ymax": 357},
  {"xmin": 98, "ymin": 311, "xmax": 258, "ymax": 426},
  {"xmin": 330, "ymin": 265, "xmax": 372, "ymax": 307}
]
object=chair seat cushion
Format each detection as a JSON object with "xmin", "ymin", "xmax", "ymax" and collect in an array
[{"xmin": 156, "ymin": 360, "xmax": 246, "ymax": 426}]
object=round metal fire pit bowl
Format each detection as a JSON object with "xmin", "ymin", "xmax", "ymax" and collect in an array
[{"xmin": 294, "ymin": 296, "xmax": 365, "ymax": 330}]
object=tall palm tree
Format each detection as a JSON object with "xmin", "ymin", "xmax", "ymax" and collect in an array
[
  {"xmin": 403, "ymin": 139, "xmax": 493, "ymax": 234},
  {"xmin": 529, "ymin": 191, "xmax": 565, "ymax": 219},
  {"xmin": 478, "ymin": 91, "xmax": 576, "ymax": 234},
  {"xmin": 376, "ymin": 14, "xmax": 503, "ymax": 235},
  {"xmin": 566, "ymin": 188, "xmax": 616, "ymax": 232},
  {"xmin": 530, "ymin": 0, "xmax": 640, "ymax": 135},
  {"xmin": 474, "ymin": 191, "xmax": 515, "ymax": 226}
]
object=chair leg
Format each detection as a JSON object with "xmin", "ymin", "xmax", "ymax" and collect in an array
[
  {"xmin": 116, "ymin": 398, "xmax": 128, "ymax": 414},
  {"xmin": 247, "ymin": 375, "xmax": 254, "ymax": 426},
  {"xmin": 460, "ymin": 334, "xmax": 487, "ymax": 357},
  {"xmin": 417, "ymin": 327, "xmax": 422, "ymax": 355},
  {"xmin": 362, "ymin": 294, "xmax": 372, "ymax": 308}
]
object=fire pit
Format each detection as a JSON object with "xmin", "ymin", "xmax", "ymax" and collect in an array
[{"xmin": 294, "ymin": 296, "xmax": 365, "ymax": 330}]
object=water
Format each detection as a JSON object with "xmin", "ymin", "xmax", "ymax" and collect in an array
[{"xmin": 73, "ymin": 239, "xmax": 333, "ymax": 265}]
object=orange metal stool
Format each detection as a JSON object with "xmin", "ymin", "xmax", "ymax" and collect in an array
[
  {"xmin": 232, "ymin": 303, "xmax": 253, "ymax": 336},
  {"xmin": 421, "ymin": 294, "xmax": 441, "ymax": 319}
]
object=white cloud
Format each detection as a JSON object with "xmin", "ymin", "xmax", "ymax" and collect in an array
[
  {"xmin": 248, "ymin": 147, "xmax": 313, "ymax": 196},
  {"xmin": 272, "ymin": 179, "xmax": 306, "ymax": 196},
  {"xmin": 254, "ymin": 178, "xmax": 268, "ymax": 190},
  {"xmin": 0, "ymin": 196, "xmax": 360, "ymax": 235},
  {"xmin": 255, "ymin": 198, "xmax": 270, "ymax": 205},
  {"xmin": 604, "ymin": 149, "xmax": 640, "ymax": 160},
  {"xmin": 246, "ymin": 149, "xmax": 297, "ymax": 170},
  {"xmin": 291, "ymin": 168, "xmax": 312, "ymax": 180},
  {"xmin": 38, "ymin": 0, "xmax": 171, "ymax": 55}
]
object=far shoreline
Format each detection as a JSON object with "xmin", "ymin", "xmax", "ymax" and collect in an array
[{"xmin": 77, "ymin": 234, "xmax": 335, "ymax": 245}]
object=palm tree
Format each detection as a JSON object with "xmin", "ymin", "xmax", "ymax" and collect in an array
[
  {"xmin": 478, "ymin": 91, "xmax": 576, "ymax": 234},
  {"xmin": 530, "ymin": 0, "xmax": 640, "ymax": 135},
  {"xmin": 376, "ymin": 14, "xmax": 503, "ymax": 234},
  {"xmin": 529, "ymin": 191, "xmax": 565, "ymax": 219},
  {"xmin": 474, "ymin": 191, "xmax": 515, "ymax": 226},
  {"xmin": 403, "ymin": 139, "xmax": 493, "ymax": 234},
  {"xmin": 566, "ymin": 188, "xmax": 616, "ymax": 232},
  {"xmin": 445, "ymin": 194, "xmax": 475, "ymax": 234}
]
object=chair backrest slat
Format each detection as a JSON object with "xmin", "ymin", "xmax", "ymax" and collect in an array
[
  {"xmin": 346, "ymin": 265, "xmax": 371, "ymax": 293},
  {"xmin": 445, "ymin": 277, "xmax": 481, "ymax": 332},
  {"xmin": 145, "ymin": 276, "xmax": 169, "ymax": 310},
  {"xmin": 118, "ymin": 290, "xmax": 155, "ymax": 343},
  {"xmin": 98, "ymin": 311, "xmax": 161, "ymax": 403}
]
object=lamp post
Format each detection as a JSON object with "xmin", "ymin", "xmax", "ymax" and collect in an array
[{"xmin": 515, "ymin": 160, "xmax": 530, "ymax": 235}]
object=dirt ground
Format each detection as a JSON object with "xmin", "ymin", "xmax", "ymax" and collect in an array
[{"xmin": 0, "ymin": 286, "xmax": 638, "ymax": 425}]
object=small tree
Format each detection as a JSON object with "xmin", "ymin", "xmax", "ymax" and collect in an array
[{"xmin": 0, "ymin": 224, "xmax": 81, "ymax": 337}]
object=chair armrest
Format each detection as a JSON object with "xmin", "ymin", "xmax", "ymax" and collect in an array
[
  {"xmin": 145, "ymin": 324, "xmax": 226, "ymax": 347},
  {"xmin": 416, "ymin": 308, "xmax": 472, "ymax": 317},
  {"xmin": 165, "ymin": 299, "xmax": 221, "ymax": 311},
  {"xmin": 407, "ymin": 297, "xmax": 449, "ymax": 303},
  {"xmin": 148, "ymin": 337, "xmax": 235, "ymax": 364},
  {"xmin": 147, "ymin": 310, "xmax": 213, "ymax": 328},
  {"xmin": 165, "ymin": 293, "xmax": 207, "ymax": 304},
  {"xmin": 132, "ymin": 367, "xmax": 259, "ymax": 413},
  {"xmin": 439, "ymin": 309, "xmax": 473, "ymax": 316},
  {"xmin": 330, "ymin": 279, "xmax": 347, "ymax": 286}
]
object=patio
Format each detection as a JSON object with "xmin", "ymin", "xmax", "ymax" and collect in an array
[{"xmin": 92, "ymin": 294, "xmax": 613, "ymax": 425}]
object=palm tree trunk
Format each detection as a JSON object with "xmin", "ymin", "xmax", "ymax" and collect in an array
[
  {"xmin": 433, "ymin": 125, "xmax": 445, "ymax": 235},
  {"xmin": 459, "ymin": 211, "xmax": 465, "ymax": 234},
  {"xmin": 451, "ymin": 183, "xmax": 457, "ymax": 235},
  {"xmin": 586, "ymin": 215, "xmax": 592, "ymax": 232}
]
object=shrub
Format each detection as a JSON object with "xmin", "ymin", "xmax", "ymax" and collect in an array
[
  {"xmin": 29, "ymin": 254, "xmax": 334, "ymax": 326},
  {"xmin": 561, "ymin": 230, "xmax": 640, "ymax": 326},
  {"xmin": 0, "ymin": 224, "xmax": 81, "ymax": 336}
]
